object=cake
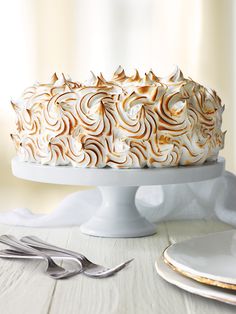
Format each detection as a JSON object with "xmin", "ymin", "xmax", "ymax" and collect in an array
[{"xmin": 11, "ymin": 66, "xmax": 225, "ymax": 168}]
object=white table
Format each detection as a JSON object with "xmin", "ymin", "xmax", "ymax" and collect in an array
[{"xmin": 0, "ymin": 220, "xmax": 235, "ymax": 314}]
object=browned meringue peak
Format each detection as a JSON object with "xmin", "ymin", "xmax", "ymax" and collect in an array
[
  {"xmin": 112, "ymin": 65, "xmax": 127, "ymax": 81},
  {"xmin": 95, "ymin": 73, "xmax": 109, "ymax": 87},
  {"xmin": 143, "ymin": 72, "xmax": 155, "ymax": 85},
  {"xmin": 160, "ymin": 66, "xmax": 184, "ymax": 84},
  {"xmin": 98, "ymin": 72, "xmax": 107, "ymax": 83},
  {"xmin": 147, "ymin": 69, "xmax": 160, "ymax": 82},
  {"xmin": 50, "ymin": 72, "xmax": 59, "ymax": 84},
  {"xmin": 11, "ymin": 100, "xmax": 18, "ymax": 111},
  {"xmin": 126, "ymin": 69, "xmax": 141, "ymax": 83}
]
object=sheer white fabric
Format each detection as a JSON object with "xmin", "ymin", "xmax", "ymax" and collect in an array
[{"xmin": 0, "ymin": 171, "xmax": 235, "ymax": 227}]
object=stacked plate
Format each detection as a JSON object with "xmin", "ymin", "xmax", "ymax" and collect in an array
[{"xmin": 155, "ymin": 230, "xmax": 236, "ymax": 305}]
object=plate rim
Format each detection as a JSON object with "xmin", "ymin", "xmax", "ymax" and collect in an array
[
  {"xmin": 155, "ymin": 255, "xmax": 236, "ymax": 306},
  {"xmin": 163, "ymin": 254, "xmax": 236, "ymax": 291},
  {"xmin": 164, "ymin": 230, "xmax": 236, "ymax": 285}
]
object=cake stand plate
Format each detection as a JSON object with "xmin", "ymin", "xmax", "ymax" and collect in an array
[{"xmin": 12, "ymin": 157, "xmax": 225, "ymax": 238}]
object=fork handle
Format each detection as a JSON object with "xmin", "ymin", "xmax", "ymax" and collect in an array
[
  {"xmin": 21, "ymin": 236, "xmax": 84, "ymax": 260},
  {"xmin": 0, "ymin": 235, "xmax": 51, "ymax": 262}
]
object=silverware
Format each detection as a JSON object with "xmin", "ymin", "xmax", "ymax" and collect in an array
[
  {"xmin": 20, "ymin": 235, "xmax": 133, "ymax": 278},
  {"xmin": 1, "ymin": 248, "xmax": 133, "ymax": 279},
  {"xmin": 0, "ymin": 235, "xmax": 81, "ymax": 279}
]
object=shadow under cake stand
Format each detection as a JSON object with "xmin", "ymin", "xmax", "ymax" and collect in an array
[{"xmin": 11, "ymin": 157, "xmax": 225, "ymax": 238}]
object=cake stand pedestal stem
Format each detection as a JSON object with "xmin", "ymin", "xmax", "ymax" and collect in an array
[{"xmin": 80, "ymin": 186, "xmax": 157, "ymax": 238}]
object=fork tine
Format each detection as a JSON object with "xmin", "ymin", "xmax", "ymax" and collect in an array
[{"xmin": 85, "ymin": 258, "xmax": 134, "ymax": 278}]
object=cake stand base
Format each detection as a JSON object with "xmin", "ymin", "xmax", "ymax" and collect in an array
[{"xmin": 80, "ymin": 186, "xmax": 156, "ymax": 237}]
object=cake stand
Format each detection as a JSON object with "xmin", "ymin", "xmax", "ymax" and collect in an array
[{"xmin": 11, "ymin": 157, "xmax": 225, "ymax": 238}]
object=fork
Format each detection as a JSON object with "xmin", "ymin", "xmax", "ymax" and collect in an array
[
  {"xmin": 0, "ymin": 235, "xmax": 81, "ymax": 279},
  {"xmin": 20, "ymin": 235, "xmax": 133, "ymax": 278}
]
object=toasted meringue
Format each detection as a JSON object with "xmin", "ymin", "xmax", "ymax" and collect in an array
[{"xmin": 11, "ymin": 67, "xmax": 225, "ymax": 168}]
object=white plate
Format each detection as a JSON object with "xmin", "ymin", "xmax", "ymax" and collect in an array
[
  {"xmin": 155, "ymin": 256, "xmax": 236, "ymax": 306},
  {"xmin": 164, "ymin": 230, "xmax": 236, "ymax": 286}
]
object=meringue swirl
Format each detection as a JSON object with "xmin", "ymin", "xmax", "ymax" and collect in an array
[{"xmin": 11, "ymin": 68, "xmax": 225, "ymax": 168}]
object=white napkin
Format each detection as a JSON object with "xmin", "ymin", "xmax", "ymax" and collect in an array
[{"xmin": 0, "ymin": 171, "xmax": 235, "ymax": 227}]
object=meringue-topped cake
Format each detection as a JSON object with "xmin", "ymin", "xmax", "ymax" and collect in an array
[{"xmin": 11, "ymin": 67, "xmax": 225, "ymax": 168}]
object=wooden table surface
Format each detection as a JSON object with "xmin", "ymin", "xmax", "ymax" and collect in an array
[{"xmin": 0, "ymin": 220, "xmax": 235, "ymax": 314}]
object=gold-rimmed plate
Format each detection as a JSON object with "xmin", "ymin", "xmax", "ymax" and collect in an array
[
  {"xmin": 164, "ymin": 230, "xmax": 236, "ymax": 288},
  {"xmin": 155, "ymin": 256, "xmax": 236, "ymax": 306},
  {"xmin": 163, "ymin": 254, "xmax": 236, "ymax": 290}
]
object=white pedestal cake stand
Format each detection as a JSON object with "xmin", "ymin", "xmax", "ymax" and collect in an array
[{"xmin": 11, "ymin": 157, "xmax": 225, "ymax": 238}]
